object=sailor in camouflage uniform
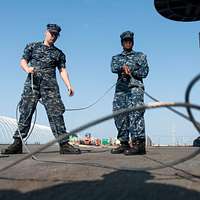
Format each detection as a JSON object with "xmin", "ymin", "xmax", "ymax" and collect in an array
[
  {"xmin": 1, "ymin": 24, "xmax": 81, "ymax": 154},
  {"xmin": 111, "ymin": 31, "xmax": 149, "ymax": 155}
]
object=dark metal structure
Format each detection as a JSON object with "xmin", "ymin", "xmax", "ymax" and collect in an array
[
  {"xmin": 154, "ymin": 0, "xmax": 200, "ymax": 22},
  {"xmin": 193, "ymin": 136, "xmax": 200, "ymax": 147}
]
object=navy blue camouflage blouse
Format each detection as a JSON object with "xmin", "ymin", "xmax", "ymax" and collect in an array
[{"xmin": 22, "ymin": 41, "xmax": 66, "ymax": 70}]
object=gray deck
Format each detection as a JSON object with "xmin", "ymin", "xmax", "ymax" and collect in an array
[{"xmin": 0, "ymin": 145, "xmax": 200, "ymax": 200}]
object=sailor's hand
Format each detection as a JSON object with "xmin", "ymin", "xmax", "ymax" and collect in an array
[
  {"xmin": 26, "ymin": 67, "xmax": 35, "ymax": 74},
  {"xmin": 122, "ymin": 65, "xmax": 131, "ymax": 75},
  {"xmin": 68, "ymin": 87, "xmax": 74, "ymax": 97}
]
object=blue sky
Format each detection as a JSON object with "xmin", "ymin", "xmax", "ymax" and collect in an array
[{"xmin": 0, "ymin": 0, "xmax": 200, "ymax": 144}]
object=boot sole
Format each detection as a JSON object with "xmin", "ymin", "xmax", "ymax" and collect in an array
[
  {"xmin": 111, "ymin": 148, "xmax": 130, "ymax": 154},
  {"xmin": 1, "ymin": 149, "xmax": 22, "ymax": 154},
  {"xmin": 124, "ymin": 151, "xmax": 146, "ymax": 156},
  {"xmin": 60, "ymin": 150, "xmax": 81, "ymax": 154},
  {"xmin": 110, "ymin": 150, "xmax": 125, "ymax": 154}
]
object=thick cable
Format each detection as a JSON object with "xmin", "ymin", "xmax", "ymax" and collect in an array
[
  {"xmin": 185, "ymin": 73, "xmax": 200, "ymax": 133},
  {"xmin": 1, "ymin": 101, "xmax": 200, "ymax": 173},
  {"xmin": 12, "ymin": 75, "xmax": 200, "ymax": 168},
  {"xmin": 144, "ymin": 91, "xmax": 200, "ymax": 124},
  {"xmin": 2, "ymin": 72, "xmax": 200, "ymax": 177}
]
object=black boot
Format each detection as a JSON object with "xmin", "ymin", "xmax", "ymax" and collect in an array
[
  {"xmin": 111, "ymin": 141, "xmax": 130, "ymax": 154},
  {"xmin": 124, "ymin": 139, "xmax": 146, "ymax": 155},
  {"xmin": 1, "ymin": 138, "xmax": 23, "ymax": 154},
  {"xmin": 60, "ymin": 142, "xmax": 81, "ymax": 154}
]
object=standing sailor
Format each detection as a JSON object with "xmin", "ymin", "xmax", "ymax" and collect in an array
[
  {"xmin": 1, "ymin": 24, "xmax": 81, "ymax": 154},
  {"xmin": 111, "ymin": 31, "xmax": 149, "ymax": 155}
]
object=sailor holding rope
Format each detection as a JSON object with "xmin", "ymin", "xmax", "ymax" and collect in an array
[
  {"xmin": 1, "ymin": 24, "xmax": 81, "ymax": 155},
  {"xmin": 111, "ymin": 31, "xmax": 149, "ymax": 155}
]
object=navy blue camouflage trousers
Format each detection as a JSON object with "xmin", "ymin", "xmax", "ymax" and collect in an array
[
  {"xmin": 14, "ymin": 70, "xmax": 69, "ymax": 145},
  {"xmin": 113, "ymin": 88, "xmax": 145, "ymax": 142}
]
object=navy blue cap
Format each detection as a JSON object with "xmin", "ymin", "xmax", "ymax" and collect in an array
[
  {"xmin": 120, "ymin": 31, "xmax": 134, "ymax": 41},
  {"xmin": 47, "ymin": 24, "xmax": 61, "ymax": 35}
]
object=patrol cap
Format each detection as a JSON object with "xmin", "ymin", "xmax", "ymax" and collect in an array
[
  {"xmin": 120, "ymin": 31, "xmax": 134, "ymax": 41},
  {"xmin": 47, "ymin": 24, "xmax": 61, "ymax": 35}
]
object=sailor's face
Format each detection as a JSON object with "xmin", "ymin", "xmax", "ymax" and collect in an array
[
  {"xmin": 122, "ymin": 40, "xmax": 133, "ymax": 50},
  {"xmin": 45, "ymin": 31, "xmax": 58, "ymax": 44}
]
